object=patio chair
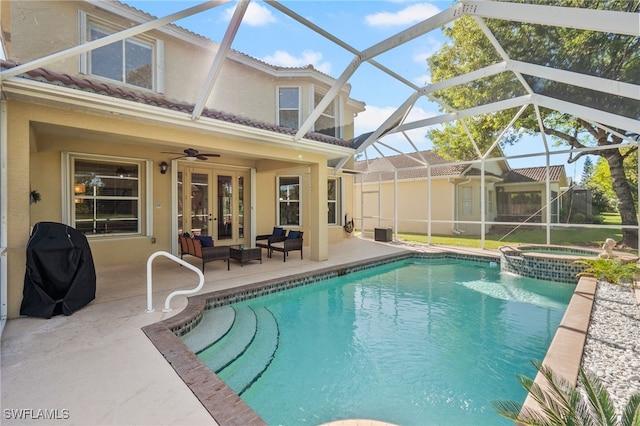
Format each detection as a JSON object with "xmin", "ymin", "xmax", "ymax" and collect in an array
[
  {"xmin": 178, "ymin": 234, "xmax": 230, "ymax": 271},
  {"xmin": 269, "ymin": 231, "xmax": 303, "ymax": 262},
  {"xmin": 255, "ymin": 227, "xmax": 287, "ymax": 254}
]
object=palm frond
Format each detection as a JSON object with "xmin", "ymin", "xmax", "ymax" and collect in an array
[
  {"xmin": 579, "ymin": 368, "xmax": 618, "ymax": 425},
  {"xmin": 621, "ymin": 394, "xmax": 640, "ymax": 426},
  {"xmin": 491, "ymin": 400, "xmax": 556, "ymax": 426}
]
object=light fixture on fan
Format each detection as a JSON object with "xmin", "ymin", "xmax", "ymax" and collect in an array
[{"xmin": 116, "ymin": 167, "xmax": 127, "ymax": 178}]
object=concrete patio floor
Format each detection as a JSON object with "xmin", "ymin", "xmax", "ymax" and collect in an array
[{"xmin": 1, "ymin": 237, "xmax": 443, "ymax": 425}]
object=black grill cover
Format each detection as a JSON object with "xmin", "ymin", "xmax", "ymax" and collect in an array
[{"xmin": 20, "ymin": 222, "xmax": 96, "ymax": 318}]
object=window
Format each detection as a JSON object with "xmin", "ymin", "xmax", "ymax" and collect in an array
[
  {"xmin": 328, "ymin": 178, "xmax": 340, "ymax": 225},
  {"xmin": 72, "ymin": 158, "xmax": 141, "ymax": 235},
  {"xmin": 278, "ymin": 176, "xmax": 300, "ymax": 226},
  {"xmin": 314, "ymin": 90, "xmax": 339, "ymax": 137},
  {"xmin": 461, "ymin": 186, "xmax": 473, "ymax": 216},
  {"xmin": 81, "ymin": 14, "xmax": 156, "ymax": 90},
  {"xmin": 278, "ymin": 87, "xmax": 300, "ymax": 129}
]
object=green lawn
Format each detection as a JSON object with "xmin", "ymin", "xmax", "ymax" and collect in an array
[{"xmin": 396, "ymin": 213, "xmax": 624, "ymax": 251}]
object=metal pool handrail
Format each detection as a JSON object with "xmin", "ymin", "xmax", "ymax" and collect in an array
[
  {"xmin": 146, "ymin": 251, "xmax": 204, "ymax": 313},
  {"xmin": 499, "ymin": 245, "xmax": 522, "ymax": 255}
]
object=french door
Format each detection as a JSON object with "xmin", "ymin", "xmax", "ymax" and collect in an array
[{"xmin": 177, "ymin": 165, "xmax": 249, "ymax": 246}]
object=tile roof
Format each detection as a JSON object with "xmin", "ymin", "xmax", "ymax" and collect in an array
[
  {"xmin": 0, "ymin": 60, "xmax": 352, "ymax": 148},
  {"xmin": 354, "ymin": 150, "xmax": 473, "ymax": 182},
  {"xmin": 354, "ymin": 151, "xmax": 566, "ymax": 184},
  {"xmin": 501, "ymin": 165, "xmax": 566, "ymax": 183}
]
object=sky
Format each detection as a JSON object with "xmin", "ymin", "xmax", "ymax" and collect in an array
[{"xmin": 122, "ymin": 0, "xmax": 587, "ymax": 178}]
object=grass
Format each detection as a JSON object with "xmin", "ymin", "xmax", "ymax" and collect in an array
[{"xmin": 395, "ymin": 213, "xmax": 624, "ymax": 251}]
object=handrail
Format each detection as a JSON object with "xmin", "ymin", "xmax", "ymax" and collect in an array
[
  {"xmin": 498, "ymin": 245, "xmax": 521, "ymax": 254},
  {"xmin": 146, "ymin": 251, "xmax": 204, "ymax": 313}
]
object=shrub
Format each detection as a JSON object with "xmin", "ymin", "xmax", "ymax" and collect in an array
[
  {"xmin": 572, "ymin": 212, "xmax": 587, "ymax": 223},
  {"xmin": 575, "ymin": 257, "xmax": 638, "ymax": 285}
]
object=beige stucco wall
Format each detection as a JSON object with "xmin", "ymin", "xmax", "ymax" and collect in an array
[
  {"xmin": 354, "ymin": 176, "xmax": 505, "ymax": 236},
  {"xmin": 354, "ymin": 178, "xmax": 457, "ymax": 236}
]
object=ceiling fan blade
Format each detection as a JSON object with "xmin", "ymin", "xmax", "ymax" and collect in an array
[{"xmin": 160, "ymin": 148, "xmax": 219, "ymax": 161}]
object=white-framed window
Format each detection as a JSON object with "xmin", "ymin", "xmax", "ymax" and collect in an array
[
  {"xmin": 461, "ymin": 186, "xmax": 473, "ymax": 216},
  {"xmin": 277, "ymin": 87, "xmax": 300, "ymax": 130},
  {"xmin": 65, "ymin": 154, "xmax": 146, "ymax": 236},
  {"xmin": 313, "ymin": 90, "xmax": 340, "ymax": 138},
  {"xmin": 328, "ymin": 177, "xmax": 341, "ymax": 225},
  {"xmin": 277, "ymin": 176, "xmax": 300, "ymax": 226},
  {"xmin": 80, "ymin": 12, "xmax": 162, "ymax": 91}
]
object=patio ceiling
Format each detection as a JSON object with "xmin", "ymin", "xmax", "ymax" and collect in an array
[{"xmin": 2, "ymin": 0, "xmax": 638, "ymax": 171}]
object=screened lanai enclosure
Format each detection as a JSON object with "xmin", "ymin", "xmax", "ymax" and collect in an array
[
  {"xmin": 2, "ymin": 0, "xmax": 639, "ymax": 252},
  {"xmin": 336, "ymin": 1, "xmax": 640, "ymax": 251}
]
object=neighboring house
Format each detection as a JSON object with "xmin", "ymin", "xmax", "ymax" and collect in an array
[
  {"xmin": 353, "ymin": 152, "xmax": 568, "ymax": 235},
  {"xmin": 0, "ymin": 0, "xmax": 365, "ymax": 318}
]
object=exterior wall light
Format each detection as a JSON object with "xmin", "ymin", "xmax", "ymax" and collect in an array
[{"xmin": 159, "ymin": 161, "xmax": 169, "ymax": 174}]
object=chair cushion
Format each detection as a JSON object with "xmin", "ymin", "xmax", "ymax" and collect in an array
[
  {"xmin": 272, "ymin": 227, "xmax": 284, "ymax": 238},
  {"xmin": 195, "ymin": 235, "xmax": 214, "ymax": 247},
  {"xmin": 287, "ymin": 230, "xmax": 301, "ymax": 240}
]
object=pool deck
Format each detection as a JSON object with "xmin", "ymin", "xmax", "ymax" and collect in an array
[
  {"xmin": 2, "ymin": 237, "xmax": 637, "ymax": 425},
  {"xmin": 0, "ymin": 237, "xmax": 445, "ymax": 425}
]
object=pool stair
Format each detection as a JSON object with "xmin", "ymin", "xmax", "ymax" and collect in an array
[
  {"xmin": 217, "ymin": 307, "xmax": 279, "ymax": 395},
  {"xmin": 180, "ymin": 305, "xmax": 235, "ymax": 353},
  {"xmin": 190, "ymin": 305, "xmax": 280, "ymax": 395}
]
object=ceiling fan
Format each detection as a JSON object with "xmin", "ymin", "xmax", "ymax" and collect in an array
[{"xmin": 162, "ymin": 148, "xmax": 220, "ymax": 161}]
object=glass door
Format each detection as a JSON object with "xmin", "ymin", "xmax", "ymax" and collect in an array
[
  {"xmin": 216, "ymin": 174, "xmax": 233, "ymax": 240},
  {"xmin": 178, "ymin": 165, "xmax": 249, "ymax": 245}
]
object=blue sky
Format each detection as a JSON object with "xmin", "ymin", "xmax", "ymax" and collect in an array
[{"xmin": 123, "ymin": 0, "xmax": 586, "ymax": 178}]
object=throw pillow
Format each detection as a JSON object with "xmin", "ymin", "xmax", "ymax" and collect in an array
[
  {"xmin": 287, "ymin": 230, "xmax": 300, "ymax": 240},
  {"xmin": 272, "ymin": 227, "xmax": 284, "ymax": 238},
  {"xmin": 195, "ymin": 235, "xmax": 214, "ymax": 247}
]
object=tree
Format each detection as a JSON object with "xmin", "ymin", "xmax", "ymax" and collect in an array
[
  {"xmin": 427, "ymin": 0, "xmax": 639, "ymax": 248},
  {"xmin": 581, "ymin": 157, "xmax": 594, "ymax": 185}
]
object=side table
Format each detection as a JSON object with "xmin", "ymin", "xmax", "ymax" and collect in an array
[{"xmin": 229, "ymin": 246, "xmax": 262, "ymax": 266}]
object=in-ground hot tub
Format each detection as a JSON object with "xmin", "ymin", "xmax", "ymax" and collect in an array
[{"xmin": 499, "ymin": 245, "xmax": 602, "ymax": 284}]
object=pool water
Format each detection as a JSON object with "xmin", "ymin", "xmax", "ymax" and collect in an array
[
  {"xmin": 195, "ymin": 258, "xmax": 574, "ymax": 425},
  {"xmin": 521, "ymin": 248, "xmax": 599, "ymax": 257}
]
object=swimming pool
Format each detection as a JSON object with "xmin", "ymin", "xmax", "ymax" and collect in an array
[{"xmin": 182, "ymin": 257, "xmax": 574, "ymax": 425}]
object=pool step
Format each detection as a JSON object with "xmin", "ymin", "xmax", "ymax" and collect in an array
[
  {"xmin": 180, "ymin": 306, "xmax": 235, "ymax": 353},
  {"xmin": 198, "ymin": 306, "xmax": 257, "ymax": 373},
  {"xmin": 217, "ymin": 307, "xmax": 279, "ymax": 395}
]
